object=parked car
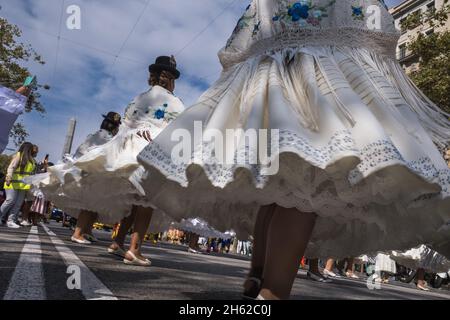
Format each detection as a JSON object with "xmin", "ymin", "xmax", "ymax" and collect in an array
[{"xmin": 50, "ymin": 208, "xmax": 64, "ymax": 222}]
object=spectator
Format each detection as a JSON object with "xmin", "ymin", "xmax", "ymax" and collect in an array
[{"xmin": 0, "ymin": 142, "xmax": 37, "ymax": 228}]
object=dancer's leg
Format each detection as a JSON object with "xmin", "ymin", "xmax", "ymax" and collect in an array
[
  {"xmin": 125, "ymin": 205, "xmax": 153, "ymax": 261},
  {"xmin": 72, "ymin": 210, "xmax": 91, "ymax": 240},
  {"xmin": 259, "ymin": 206, "xmax": 316, "ymax": 300},
  {"xmin": 243, "ymin": 204, "xmax": 276, "ymax": 298},
  {"xmin": 110, "ymin": 208, "xmax": 137, "ymax": 251},
  {"xmin": 83, "ymin": 212, "xmax": 98, "ymax": 236}
]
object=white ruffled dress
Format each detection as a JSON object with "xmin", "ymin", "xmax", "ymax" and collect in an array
[
  {"xmin": 28, "ymin": 129, "xmax": 114, "ymax": 217},
  {"xmin": 135, "ymin": 0, "xmax": 450, "ymax": 258},
  {"xmin": 47, "ymin": 86, "xmax": 185, "ymax": 226}
]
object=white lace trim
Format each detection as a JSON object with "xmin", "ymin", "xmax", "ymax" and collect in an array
[{"xmin": 140, "ymin": 129, "xmax": 450, "ymax": 200}]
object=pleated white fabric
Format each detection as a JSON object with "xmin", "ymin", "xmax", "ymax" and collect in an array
[
  {"xmin": 391, "ymin": 245, "xmax": 450, "ymax": 274},
  {"xmin": 172, "ymin": 218, "xmax": 232, "ymax": 239},
  {"xmin": 135, "ymin": 0, "xmax": 450, "ymax": 258}
]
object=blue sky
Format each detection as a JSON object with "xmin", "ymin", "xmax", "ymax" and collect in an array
[{"xmin": 1, "ymin": 0, "xmax": 404, "ymax": 161}]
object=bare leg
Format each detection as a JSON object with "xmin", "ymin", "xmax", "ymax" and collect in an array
[
  {"xmin": 345, "ymin": 257, "xmax": 354, "ymax": 274},
  {"xmin": 259, "ymin": 206, "xmax": 316, "ymax": 300},
  {"xmin": 83, "ymin": 212, "xmax": 98, "ymax": 236},
  {"xmin": 124, "ymin": 205, "xmax": 153, "ymax": 261},
  {"xmin": 110, "ymin": 208, "xmax": 136, "ymax": 251},
  {"xmin": 189, "ymin": 234, "xmax": 200, "ymax": 250},
  {"xmin": 325, "ymin": 259, "xmax": 335, "ymax": 272},
  {"xmin": 72, "ymin": 210, "xmax": 92, "ymax": 240},
  {"xmin": 243, "ymin": 204, "xmax": 276, "ymax": 298},
  {"xmin": 416, "ymin": 268, "xmax": 428, "ymax": 289},
  {"xmin": 248, "ymin": 204, "xmax": 276, "ymax": 279}
]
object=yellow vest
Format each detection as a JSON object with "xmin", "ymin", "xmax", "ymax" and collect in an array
[{"xmin": 4, "ymin": 153, "xmax": 36, "ymax": 190}]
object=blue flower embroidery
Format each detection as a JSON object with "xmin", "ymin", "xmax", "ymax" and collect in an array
[
  {"xmin": 272, "ymin": 0, "xmax": 335, "ymax": 27},
  {"xmin": 154, "ymin": 109, "xmax": 165, "ymax": 119},
  {"xmin": 288, "ymin": 2, "xmax": 310, "ymax": 21},
  {"xmin": 351, "ymin": 6, "xmax": 364, "ymax": 20}
]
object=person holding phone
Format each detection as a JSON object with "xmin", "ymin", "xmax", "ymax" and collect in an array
[
  {"xmin": 0, "ymin": 77, "xmax": 34, "ymax": 154},
  {"xmin": 1, "ymin": 142, "xmax": 37, "ymax": 228}
]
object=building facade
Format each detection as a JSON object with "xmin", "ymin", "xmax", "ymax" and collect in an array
[{"xmin": 390, "ymin": 0, "xmax": 450, "ymax": 74}]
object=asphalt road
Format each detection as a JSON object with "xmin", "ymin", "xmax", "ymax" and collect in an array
[{"xmin": 0, "ymin": 221, "xmax": 449, "ymax": 300}]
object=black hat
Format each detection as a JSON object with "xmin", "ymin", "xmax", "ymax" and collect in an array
[
  {"xmin": 149, "ymin": 55, "xmax": 180, "ymax": 79},
  {"xmin": 102, "ymin": 112, "xmax": 122, "ymax": 126}
]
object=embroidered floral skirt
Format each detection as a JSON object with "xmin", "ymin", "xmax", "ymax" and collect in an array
[{"xmin": 136, "ymin": 46, "xmax": 450, "ymax": 258}]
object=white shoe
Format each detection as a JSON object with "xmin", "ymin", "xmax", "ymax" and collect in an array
[
  {"xmin": 323, "ymin": 269, "xmax": 341, "ymax": 278},
  {"xmin": 188, "ymin": 247, "xmax": 200, "ymax": 254},
  {"xmin": 417, "ymin": 284, "xmax": 430, "ymax": 291},
  {"xmin": 7, "ymin": 221, "xmax": 21, "ymax": 229},
  {"xmin": 20, "ymin": 221, "xmax": 32, "ymax": 227},
  {"xmin": 71, "ymin": 236, "xmax": 91, "ymax": 244},
  {"xmin": 346, "ymin": 271, "xmax": 360, "ymax": 279},
  {"xmin": 123, "ymin": 251, "xmax": 151, "ymax": 267}
]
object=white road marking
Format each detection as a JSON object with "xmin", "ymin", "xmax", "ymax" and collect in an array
[
  {"xmin": 40, "ymin": 223, "xmax": 118, "ymax": 300},
  {"xmin": 3, "ymin": 226, "xmax": 46, "ymax": 300}
]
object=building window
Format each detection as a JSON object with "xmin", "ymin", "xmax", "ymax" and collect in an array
[
  {"xmin": 400, "ymin": 17, "xmax": 407, "ymax": 34},
  {"xmin": 399, "ymin": 43, "xmax": 407, "ymax": 59}
]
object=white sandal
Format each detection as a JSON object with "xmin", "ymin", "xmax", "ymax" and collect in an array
[{"xmin": 123, "ymin": 250, "xmax": 151, "ymax": 267}]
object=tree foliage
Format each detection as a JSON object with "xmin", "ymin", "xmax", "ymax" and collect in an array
[
  {"xmin": 400, "ymin": 1, "xmax": 450, "ymax": 112},
  {"xmin": 0, "ymin": 15, "xmax": 49, "ymax": 146}
]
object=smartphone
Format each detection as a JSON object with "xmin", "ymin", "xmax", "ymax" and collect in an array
[
  {"xmin": 23, "ymin": 76, "xmax": 36, "ymax": 87},
  {"xmin": 45, "ymin": 154, "xmax": 49, "ymax": 161}
]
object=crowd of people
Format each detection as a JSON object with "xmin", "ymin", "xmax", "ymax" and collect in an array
[{"xmin": 1, "ymin": 0, "xmax": 450, "ymax": 300}]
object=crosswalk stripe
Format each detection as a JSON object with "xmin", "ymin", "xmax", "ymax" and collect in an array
[
  {"xmin": 3, "ymin": 226, "xmax": 46, "ymax": 300},
  {"xmin": 40, "ymin": 223, "xmax": 118, "ymax": 300}
]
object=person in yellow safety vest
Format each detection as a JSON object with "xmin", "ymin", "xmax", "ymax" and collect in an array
[{"xmin": 1, "ymin": 142, "xmax": 37, "ymax": 228}]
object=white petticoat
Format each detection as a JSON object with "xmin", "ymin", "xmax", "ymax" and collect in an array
[
  {"xmin": 390, "ymin": 245, "xmax": 450, "ymax": 274},
  {"xmin": 136, "ymin": 46, "xmax": 450, "ymax": 259},
  {"xmin": 171, "ymin": 218, "xmax": 232, "ymax": 239}
]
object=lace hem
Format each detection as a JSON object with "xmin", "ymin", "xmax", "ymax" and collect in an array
[{"xmin": 140, "ymin": 128, "xmax": 450, "ymax": 199}]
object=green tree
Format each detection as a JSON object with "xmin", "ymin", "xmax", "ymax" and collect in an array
[
  {"xmin": 0, "ymin": 154, "xmax": 12, "ymax": 177},
  {"xmin": 0, "ymin": 16, "xmax": 49, "ymax": 146},
  {"xmin": 401, "ymin": 1, "xmax": 450, "ymax": 112}
]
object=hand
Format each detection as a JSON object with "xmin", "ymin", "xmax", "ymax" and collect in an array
[
  {"xmin": 136, "ymin": 130, "xmax": 152, "ymax": 142},
  {"xmin": 5, "ymin": 177, "xmax": 12, "ymax": 187},
  {"xmin": 16, "ymin": 86, "xmax": 32, "ymax": 97}
]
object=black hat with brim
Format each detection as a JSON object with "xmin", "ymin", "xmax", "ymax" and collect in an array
[
  {"xmin": 102, "ymin": 112, "xmax": 122, "ymax": 126},
  {"xmin": 149, "ymin": 56, "xmax": 181, "ymax": 79}
]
